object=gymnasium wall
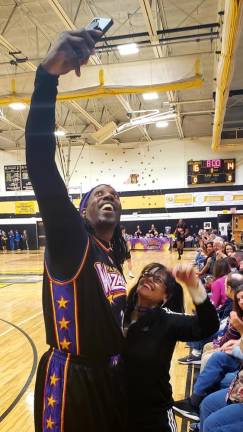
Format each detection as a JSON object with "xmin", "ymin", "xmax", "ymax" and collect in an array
[
  {"xmin": 66, "ymin": 137, "xmax": 243, "ymax": 192},
  {"xmin": 0, "ymin": 137, "xmax": 242, "ymax": 196},
  {"xmin": 0, "ymin": 137, "xmax": 242, "ymax": 231}
]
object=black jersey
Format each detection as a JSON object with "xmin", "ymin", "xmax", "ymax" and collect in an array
[
  {"xmin": 26, "ymin": 66, "xmax": 127, "ymax": 432},
  {"xmin": 43, "ymin": 235, "xmax": 126, "ymax": 359}
]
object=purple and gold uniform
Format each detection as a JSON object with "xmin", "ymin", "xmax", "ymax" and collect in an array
[{"xmin": 26, "ymin": 66, "xmax": 127, "ymax": 432}]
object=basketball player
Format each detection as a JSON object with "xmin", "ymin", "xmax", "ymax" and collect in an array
[
  {"xmin": 175, "ymin": 219, "xmax": 188, "ymax": 260},
  {"xmin": 25, "ymin": 29, "xmax": 127, "ymax": 432}
]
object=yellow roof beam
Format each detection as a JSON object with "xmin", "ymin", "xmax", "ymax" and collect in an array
[
  {"xmin": 212, "ymin": 0, "xmax": 243, "ymax": 151},
  {"xmin": 0, "ymin": 74, "xmax": 203, "ymax": 106}
]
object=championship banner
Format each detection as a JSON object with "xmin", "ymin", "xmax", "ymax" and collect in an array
[
  {"xmin": 4, "ymin": 165, "xmax": 21, "ymax": 191},
  {"xmin": 4, "ymin": 165, "xmax": 32, "ymax": 191},
  {"xmin": 21, "ymin": 165, "xmax": 32, "ymax": 190}
]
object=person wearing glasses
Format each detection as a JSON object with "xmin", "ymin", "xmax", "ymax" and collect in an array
[{"xmin": 123, "ymin": 263, "xmax": 219, "ymax": 432}]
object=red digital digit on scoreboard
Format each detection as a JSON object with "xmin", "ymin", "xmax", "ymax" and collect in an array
[{"xmin": 206, "ymin": 159, "xmax": 221, "ymax": 168}]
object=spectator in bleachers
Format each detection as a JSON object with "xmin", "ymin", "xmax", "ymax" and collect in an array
[
  {"xmin": 211, "ymin": 259, "xmax": 231, "ymax": 308},
  {"xmin": 198, "ymin": 312, "xmax": 243, "ymax": 432},
  {"xmin": 178, "ymin": 273, "xmax": 243, "ymax": 365},
  {"xmin": 173, "ymin": 343, "xmax": 243, "ymax": 422},
  {"xmin": 227, "ymin": 256, "xmax": 239, "ymax": 273},
  {"xmin": 224, "ymin": 242, "xmax": 236, "ymax": 257},
  {"xmin": 174, "ymin": 285, "xmax": 243, "ymax": 432},
  {"xmin": 197, "ymin": 242, "xmax": 214, "ymax": 278},
  {"xmin": 194, "ymin": 248, "xmax": 206, "ymax": 270}
]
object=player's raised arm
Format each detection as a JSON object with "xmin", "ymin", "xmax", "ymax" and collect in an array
[{"xmin": 25, "ymin": 30, "xmax": 99, "ymax": 279}]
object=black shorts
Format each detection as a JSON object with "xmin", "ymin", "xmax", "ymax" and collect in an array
[
  {"xmin": 34, "ymin": 349, "xmax": 127, "ymax": 432},
  {"xmin": 128, "ymin": 407, "xmax": 177, "ymax": 432}
]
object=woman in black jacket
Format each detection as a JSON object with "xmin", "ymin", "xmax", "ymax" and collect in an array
[{"xmin": 124, "ymin": 263, "xmax": 219, "ymax": 432}]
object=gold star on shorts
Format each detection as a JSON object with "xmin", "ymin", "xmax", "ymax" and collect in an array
[
  {"xmin": 57, "ymin": 296, "xmax": 69, "ymax": 309},
  {"xmin": 50, "ymin": 373, "xmax": 60, "ymax": 386},
  {"xmin": 46, "ymin": 415, "xmax": 55, "ymax": 429},
  {"xmin": 60, "ymin": 337, "xmax": 71, "ymax": 350},
  {"xmin": 47, "ymin": 394, "xmax": 57, "ymax": 408}
]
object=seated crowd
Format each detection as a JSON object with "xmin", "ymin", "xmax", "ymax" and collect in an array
[{"xmin": 173, "ymin": 232, "xmax": 243, "ymax": 432}]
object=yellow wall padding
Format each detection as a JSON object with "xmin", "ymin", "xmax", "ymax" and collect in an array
[
  {"xmin": 0, "ymin": 200, "xmax": 39, "ymax": 215},
  {"xmin": 204, "ymin": 195, "xmax": 224, "ymax": 203},
  {"xmin": 15, "ymin": 201, "xmax": 37, "ymax": 214},
  {"xmin": 0, "ymin": 195, "xmax": 166, "ymax": 214},
  {"xmin": 0, "ymin": 201, "xmax": 16, "ymax": 214},
  {"xmin": 120, "ymin": 195, "xmax": 165, "ymax": 210},
  {"xmin": 173, "ymin": 194, "xmax": 193, "ymax": 205}
]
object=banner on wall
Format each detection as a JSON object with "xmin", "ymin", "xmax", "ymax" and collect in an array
[
  {"xmin": 165, "ymin": 191, "xmax": 243, "ymax": 208},
  {"xmin": 15, "ymin": 201, "xmax": 36, "ymax": 214},
  {"xmin": 4, "ymin": 165, "xmax": 21, "ymax": 191},
  {"xmin": 21, "ymin": 165, "xmax": 33, "ymax": 190},
  {"xmin": 4, "ymin": 165, "xmax": 32, "ymax": 191}
]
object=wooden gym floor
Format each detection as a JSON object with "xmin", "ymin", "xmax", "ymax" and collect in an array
[{"xmin": 0, "ymin": 249, "xmax": 196, "ymax": 432}]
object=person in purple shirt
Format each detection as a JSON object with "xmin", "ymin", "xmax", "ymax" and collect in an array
[{"xmin": 211, "ymin": 259, "xmax": 231, "ymax": 307}]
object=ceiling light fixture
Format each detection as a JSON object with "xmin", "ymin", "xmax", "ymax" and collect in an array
[
  {"xmin": 118, "ymin": 43, "xmax": 139, "ymax": 55},
  {"xmin": 156, "ymin": 121, "xmax": 169, "ymax": 128},
  {"xmin": 54, "ymin": 130, "xmax": 66, "ymax": 137},
  {"xmin": 9, "ymin": 102, "xmax": 26, "ymax": 111},
  {"xmin": 115, "ymin": 110, "xmax": 176, "ymax": 135},
  {"xmin": 142, "ymin": 92, "xmax": 159, "ymax": 101}
]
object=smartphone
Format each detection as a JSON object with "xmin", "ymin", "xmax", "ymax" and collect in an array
[{"xmin": 86, "ymin": 17, "xmax": 113, "ymax": 36}]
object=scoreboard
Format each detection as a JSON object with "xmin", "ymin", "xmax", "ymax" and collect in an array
[{"xmin": 187, "ymin": 159, "xmax": 235, "ymax": 185}]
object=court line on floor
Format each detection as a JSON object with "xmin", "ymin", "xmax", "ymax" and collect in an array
[
  {"xmin": 0, "ymin": 312, "xmax": 42, "ymax": 338},
  {"xmin": 0, "ymin": 318, "xmax": 38, "ymax": 423},
  {"xmin": 0, "ymin": 283, "xmax": 14, "ymax": 290}
]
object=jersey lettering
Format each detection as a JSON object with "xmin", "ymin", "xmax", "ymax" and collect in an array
[{"xmin": 94, "ymin": 262, "xmax": 126, "ymax": 299}]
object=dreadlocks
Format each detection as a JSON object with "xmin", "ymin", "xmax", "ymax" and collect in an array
[{"xmin": 82, "ymin": 218, "xmax": 127, "ymax": 274}]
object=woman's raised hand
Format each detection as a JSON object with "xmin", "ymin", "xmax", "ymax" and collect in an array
[{"xmin": 172, "ymin": 264, "xmax": 198, "ymax": 290}]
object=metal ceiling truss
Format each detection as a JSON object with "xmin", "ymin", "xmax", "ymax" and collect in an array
[
  {"xmin": 0, "ymin": 17, "xmax": 104, "ymax": 149},
  {"xmin": 47, "ymin": 0, "xmax": 151, "ymax": 142},
  {"xmin": 139, "ymin": 0, "xmax": 184, "ymax": 139},
  {"xmin": 172, "ymin": 0, "xmax": 208, "ymax": 27}
]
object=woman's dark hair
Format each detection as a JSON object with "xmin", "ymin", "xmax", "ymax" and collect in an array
[
  {"xmin": 226, "ymin": 256, "xmax": 239, "ymax": 270},
  {"xmin": 224, "ymin": 243, "xmax": 236, "ymax": 254},
  {"xmin": 205, "ymin": 241, "xmax": 214, "ymax": 255},
  {"xmin": 213, "ymin": 258, "xmax": 231, "ymax": 279},
  {"xmin": 233, "ymin": 285, "xmax": 243, "ymax": 319},
  {"xmin": 125, "ymin": 262, "xmax": 185, "ymax": 322},
  {"xmin": 206, "ymin": 241, "xmax": 214, "ymax": 248}
]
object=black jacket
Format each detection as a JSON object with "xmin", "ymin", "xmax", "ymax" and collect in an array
[{"xmin": 124, "ymin": 297, "xmax": 219, "ymax": 430}]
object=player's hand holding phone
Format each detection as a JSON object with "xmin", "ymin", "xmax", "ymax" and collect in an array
[{"xmin": 41, "ymin": 18, "xmax": 113, "ymax": 77}]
